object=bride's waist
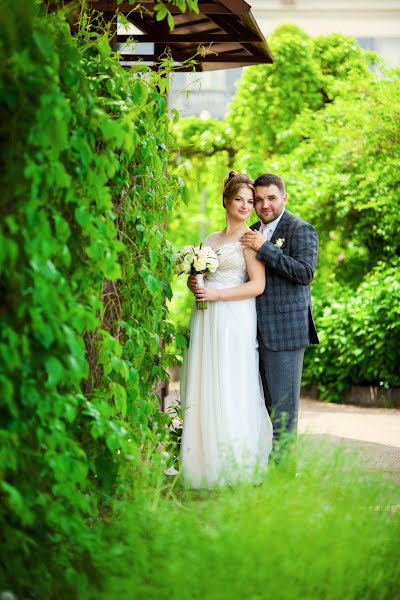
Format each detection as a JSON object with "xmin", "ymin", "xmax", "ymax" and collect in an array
[{"xmin": 205, "ymin": 278, "xmax": 248, "ymax": 289}]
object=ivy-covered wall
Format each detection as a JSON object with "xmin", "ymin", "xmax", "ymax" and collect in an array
[{"xmin": 0, "ymin": 1, "xmax": 184, "ymax": 595}]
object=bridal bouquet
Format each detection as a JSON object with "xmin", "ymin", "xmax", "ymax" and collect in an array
[{"xmin": 175, "ymin": 244, "xmax": 219, "ymax": 310}]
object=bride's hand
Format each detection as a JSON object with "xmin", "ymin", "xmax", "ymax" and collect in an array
[
  {"xmin": 196, "ymin": 286, "xmax": 219, "ymax": 302},
  {"xmin": 187, "ymin": 275, "xmax": 198, "ymax": 295}
]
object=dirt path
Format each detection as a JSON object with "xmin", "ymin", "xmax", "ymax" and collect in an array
[
  {"xmin": 166, "ymin": 384, "xmax": 400, "ymax": 480},
  {"xmin": 299, "ymin": 398, "xmax": 400, "ymax": 481}
]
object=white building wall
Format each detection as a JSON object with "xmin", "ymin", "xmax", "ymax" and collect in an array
[{"xmin": 252, "ymin": 0, "xmax": 400, "ymax": 38}]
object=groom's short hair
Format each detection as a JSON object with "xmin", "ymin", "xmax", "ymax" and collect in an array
[{"xmin": 254, "ymin": 173, "xmax": 285, "ymax": 195}]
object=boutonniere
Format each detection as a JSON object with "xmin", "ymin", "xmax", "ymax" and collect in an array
[{"xmin": 274, "ymin": 238, "xmax": 285, "ymax": 249}]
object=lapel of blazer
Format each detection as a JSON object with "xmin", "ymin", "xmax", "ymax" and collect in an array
[
  {"xmin": 250, "ymin": 220, "xmax": 262, "ymax": 231},
  {"xmin": 270, "ymin": 210, "xmax": 291, "ymax": 246}
]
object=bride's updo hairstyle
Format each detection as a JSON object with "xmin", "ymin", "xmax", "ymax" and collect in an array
[{"xmin": 222, "ymin": 171, "xmax": 254, "ymax": 208}]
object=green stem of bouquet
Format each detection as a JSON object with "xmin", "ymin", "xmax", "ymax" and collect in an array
[{"xmin": 196, "ymin": 300, "xmax": 208, "ymax": 310}]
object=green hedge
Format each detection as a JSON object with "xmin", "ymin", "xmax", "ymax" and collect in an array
[
  {"xmin": 0, "ymin": 2, "xmax": 182, "ymax": 595},
  {"xmin": 304, "ymin": 259, "xmax": 400, "ymax": 401}
]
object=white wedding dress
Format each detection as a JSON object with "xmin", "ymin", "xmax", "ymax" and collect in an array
[{"xmin": 180, "ymin": 234, "xmax": 273, "ymax": 488}]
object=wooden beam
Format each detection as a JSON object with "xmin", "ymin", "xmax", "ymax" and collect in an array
[
  {"xmin": 201, "ymin": 11, "xmax": 273, "ymax": 62},
  {"xmin": 214, "ymin": 0, "xmax": 251, "ymax": 13},
  {"xmin": 117, "ymin": 33, "xmax": 259, "ymax": 43},
  {"xmin": 120, "ymin": 53, "xmax": 269, "ymax": 63},
  {"xmin": 204, "ymin": 12, "xmax": 251, "ymax": 40},
  {"xmin": 122, "ymin": 63, "xmax": 204, "ymax": 71},
  {"xmin": 172, "ymin": 16, "xmax": 212, "ymax": 28},
  {"xmin": 88, "ymin": 2, "xmax": 248, "ymax": 14}
]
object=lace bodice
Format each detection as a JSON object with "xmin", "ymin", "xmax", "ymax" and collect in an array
[{"xmin": 204, "ymin": 234, "xmax": 248, "ymax": 288}]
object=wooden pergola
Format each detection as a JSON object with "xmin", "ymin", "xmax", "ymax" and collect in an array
[{"xmin": 88, "ymin": 0, "xmax": 274, "ymax": 71}]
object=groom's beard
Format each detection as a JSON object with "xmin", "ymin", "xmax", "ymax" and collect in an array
[
  {"xmin": 258, "ymin": 215, "xmax": 274, "ymax": 224},
  {"xmin": 257, "ymin": 207, "xmax": 285, "ymax": 224}
]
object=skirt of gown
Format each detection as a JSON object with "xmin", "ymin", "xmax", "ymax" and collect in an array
[{"xmin": 180, "ymin": 295, "xmax": 273, "ymax": 489}]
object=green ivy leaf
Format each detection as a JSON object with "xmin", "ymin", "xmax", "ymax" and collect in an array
[
  {"xmin": 177, "ymin": 176, "xmax": 190, "ymax": 204},
  {"xmin": 1, "ymin": 481, "xmax": 34, "ymax": 526},
  {"xmin": 132, "ymin": 80, "xmax": 148, "ymax": 107},
  {"xmin": 175, "ymin": 333, "xmax": 187, "ymax": 349},
  {"xmin": 167, "ymin": 11, "xmax": 175, "ymax": 31},
  {"xmin": 155, "ymin": 4, "xmax": 168, "ymax": 21},
  {"xmin": 111, "ymin": 382, "xmax": 127, "ymax": 417},
  {"xmin": 45, "ymin": 356, "xmax": 64, "ymax": 386}
]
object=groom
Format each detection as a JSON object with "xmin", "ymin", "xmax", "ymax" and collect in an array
[{"xmin": 241, "ymin": 173, "xmax": 319, "ymax": 444}]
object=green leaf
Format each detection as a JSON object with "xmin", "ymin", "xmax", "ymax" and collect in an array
[
  {"xmin": 75, "ymin": 206, "xmax": 92, "ymax": 228},
  {"xmin": 45, "ymin": 356, "xmax": 64, "ymax": 386},
  {"xmin": 187, "ymin": 0, "xmax": 200, "ymax": 13},
  {"xmin": 140, "ymin": 268, "xmax": 162, "ymax": 295},
  {"xmin": 175, "ymin": 0, "xmax": 186, "ymax": 11},
  {"xmin": 167, "ymin": 11, "xmax": 175, "ymax": 31},
  {"xmin": 158, "ymin": 95, "xmax": 167, "ymax": 116},
  {"xmin": 53, "ymin": 215, "xmax": 71, "ymax": 242},
  {"xmin": 103, "ymin": 255, "xmax": 122, "ymax": 280},
  {"xmin": 146, "ymin": 274, "xmax": 162, "ymax": 294},
  {"xmin": 111, "ymin": 382, "xmax": 127, "ymax": 417},
  {"xmin": 178, "ymin": 176, "xmax": 190, "ymax": 204},
  {"xmin": 132, "ymin": 80, "xmax": 148, "ymax": 107},
  {"xmin": 176, "ymin": 333, "xmax": 187, "ymax": 349},
  {"xmin": 32, "ymin": 29, "xmax": 53, "ymax": 57},
  {"xmin": 111, "ymin": 356, "xmax": 130, "ymax": 380},
  {"xmin": 155, "ymin": 4, "xmax": 168, "ymax": 21},
  {"xmin": 106, "ymin": 78, "xmax": 116, "ymax": 94},
  {"xmin": 1, "ymin": 481, "xmax": 34, "ymax": 526}
]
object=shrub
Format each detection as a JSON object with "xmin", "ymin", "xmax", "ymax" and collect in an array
[{"xmin": 304, "ymin": 260, "xmax": 400, "ymax": 401}]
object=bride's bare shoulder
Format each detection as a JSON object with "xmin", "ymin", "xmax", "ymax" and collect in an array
[{"xmin": 205, "ymin": 231, "xmax": 223, "ymax": 244}]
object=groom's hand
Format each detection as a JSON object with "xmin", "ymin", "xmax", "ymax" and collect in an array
[{"xmin": 241, "ymin": 230, "xmax": 266, "ymax": 252}]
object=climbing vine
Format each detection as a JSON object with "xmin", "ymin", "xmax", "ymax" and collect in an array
[{"xmin": 0, "ymin": 0, "xmax": 196, "ymax": 595}]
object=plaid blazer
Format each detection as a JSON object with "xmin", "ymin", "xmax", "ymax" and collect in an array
[{"xmin": 251, "ymin": 210, "xmax": 319, "ymax": 351}]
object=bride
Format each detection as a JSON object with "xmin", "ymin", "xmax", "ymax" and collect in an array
[{"xmin": 180, "ymin": 171, "xmax": 273, "ymax": 489}]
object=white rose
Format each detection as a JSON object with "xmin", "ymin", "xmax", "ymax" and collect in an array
[
  {"xmin": 182, "ymin": 255, "xmax": 193, "ymax": 272},
  {"xmin": 197, "ymin": 251, "xmax": 209, "ymax": 260},
  {"xmin": 206, "ymin": 257, "xmax": 219, "ymax": 273},
  {"xmin": 181, "ymin": 260, "xmax": 192, "ymax": 274},
  {"xmin": 171, "ymin": 418, "xmax": 183, "ymax": 430},
  {"xmin": 193, "ymin": 257, "xmax": 207, "ymax": 271}
]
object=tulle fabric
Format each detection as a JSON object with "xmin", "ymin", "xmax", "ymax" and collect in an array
[{"xmin": 180, "ymin": 241, "xmax": 273, "ymax": 489}]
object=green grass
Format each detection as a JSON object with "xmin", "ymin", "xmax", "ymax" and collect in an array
[{"xmin": 98, "ymin": 436, "xmax": 400, "ymax": 600}]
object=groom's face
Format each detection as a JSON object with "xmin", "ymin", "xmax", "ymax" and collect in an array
[{"xmin": 254, "ymin": 184, "xmax": 288, "ymax": 224}]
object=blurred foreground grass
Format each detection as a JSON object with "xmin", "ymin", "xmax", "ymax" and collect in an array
[{"xmin": 101, "ymin": 437, "xmax": 400, "ymax": 600}]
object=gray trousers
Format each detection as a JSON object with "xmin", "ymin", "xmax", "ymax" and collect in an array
[{"xmin": 258, "ymin": 332, "xmax": 305, "ymax": 441}]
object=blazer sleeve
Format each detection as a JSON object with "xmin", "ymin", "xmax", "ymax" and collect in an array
[{"xmin": 256, "ymin": 222, "xmax": 318, "ymax": 286}]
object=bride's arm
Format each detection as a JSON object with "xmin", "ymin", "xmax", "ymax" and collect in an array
[{"xmin": 198, "ymin": 248, "xmax": 266, "ymax": 302}]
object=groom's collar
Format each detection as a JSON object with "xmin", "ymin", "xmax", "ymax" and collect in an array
[
  {"xmin": 252, "ymin": 208, "xmax": 290, "ymax": 232},
  {"xmin": 259, "ymin": 208, "xmax": 286, "ymax": 236}
]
